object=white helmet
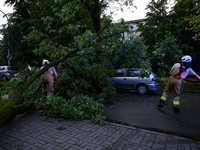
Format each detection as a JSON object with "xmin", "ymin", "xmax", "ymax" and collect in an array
[
  {"xmin": 181, "ymin": 55, "xmax": 192, "ymax": 63},
  {"xmin": 42, "ymin": 59, "xmax": 50, "ymax": 65}
]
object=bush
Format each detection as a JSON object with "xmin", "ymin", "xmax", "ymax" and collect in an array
[{"xmin": 35, "ymin": 94, "xmax": 106, "ymax": 125}]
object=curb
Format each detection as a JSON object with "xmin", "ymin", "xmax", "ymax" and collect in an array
[{"xmin": 103, "ymin": 120, "xmax": 200, "ymax": 144}]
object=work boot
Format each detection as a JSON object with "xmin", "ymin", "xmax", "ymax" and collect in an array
[
  {"xmin": 173, "ymin": 107, "xmax": 180, "ymax": 112},
  {"xmin": 157, "ymin": 100, "xmax": 165, "ymax": 108}
]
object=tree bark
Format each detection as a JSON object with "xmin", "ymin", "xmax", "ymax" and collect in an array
[{"xmin": 0, "ymin": 101, "xmax": 35, "ymax": 128}]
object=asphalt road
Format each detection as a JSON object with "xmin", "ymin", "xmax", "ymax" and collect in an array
[{"xmin": 104, "ymin": 89, "xmax": 200, "ymax": 141}]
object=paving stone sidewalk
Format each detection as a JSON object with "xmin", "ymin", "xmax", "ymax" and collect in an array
[{"xmin": 0, "ymin": 110, "xmax": 200, "ymax": 150}]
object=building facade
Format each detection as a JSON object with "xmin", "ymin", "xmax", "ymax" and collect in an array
[{"xmin": 124, "ymin": 19, "xmax": 145, "ymax": 40}]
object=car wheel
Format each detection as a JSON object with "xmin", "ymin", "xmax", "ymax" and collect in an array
[
  {"xmin": 3, "ymin": 76, "xmax": 8, "ymax": 81},
  {"xmin": 137, "ymin": 84, "xmax": 149, "ymax": 95}
]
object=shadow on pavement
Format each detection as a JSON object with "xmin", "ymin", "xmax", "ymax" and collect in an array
[{"xmin": 104, "ymin": 89, "xmax": 200, "ymax": 141}]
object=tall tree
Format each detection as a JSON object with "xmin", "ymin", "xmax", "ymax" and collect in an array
[
  {"xmin": 136, "ymin": 0, "xmax": 174, "ymax": 74},
  {"xmin": 137, "ymin": 0, "xmax": 170, "ymax": 54},
  {"xmin": 170, "ymin": 0, "xmax": 200, "ymax": 73},
  {"xmin": 136, "ymin": 0, "xmax": 200, "ymax": 74},
  {"xmin": 178, "ymin": 0, "xmax": 200, "ymax": 41},
  {"xmin": 1, "ymin": 0, "xmax": 147, "ymax": 126},
  {"xmin": 1, "ymin": 0, "xmax": 137, "ymax": 68}
]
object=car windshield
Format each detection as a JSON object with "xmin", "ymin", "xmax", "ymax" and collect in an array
[{"xmin": 8, "ymin": 66, "xmax": 19, "ymax": 71}]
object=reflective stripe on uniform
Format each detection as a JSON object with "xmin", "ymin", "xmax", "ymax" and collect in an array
[
  {"xmin": 173, "ymin": 101, "xmax": 180, "ymax": 105},
  {"xmin": 160, "ymin": 96, "xmax": 166, "ymax": 101}
]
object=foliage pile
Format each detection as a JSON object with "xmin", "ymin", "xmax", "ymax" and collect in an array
[{"xmin": 35, "ymin": 94, "xmax": 106, "ymax": 124}]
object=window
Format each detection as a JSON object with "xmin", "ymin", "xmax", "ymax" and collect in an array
[
  {"xmin": 115, "ymin": 72, "xmax": 126, "ymax": 77},
  {"xmin": 126, "ymin": 70, "xmax": 139, "ymax": 77},
  {"xmin": 0, "ymin": 67, "xmax": 5, "ymax": 70},
  {"xmin": 8, "ymin": 66, "xmax": 19, "ymax": 70},
  {"xmin": 129, "ymin": 26, "xmax": 134, "ymax": 32}
]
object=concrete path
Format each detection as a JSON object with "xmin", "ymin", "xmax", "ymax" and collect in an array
[{"xmin": 0, "ymin": 110, "xmax": 200, "ymax": 150}]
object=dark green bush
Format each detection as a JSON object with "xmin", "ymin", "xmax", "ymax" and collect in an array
[
  {"xmin": 35, "ymin": 94, "xmax": 106, "ymax": 124},
  {"xmin": 54, "ymin": 63, "xmax": 117, "ymax": 103}
]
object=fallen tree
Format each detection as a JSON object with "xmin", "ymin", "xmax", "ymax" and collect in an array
[
  {"xmin": 0, "ymin": 49, "xmax": 79, "ymax": 128},
  {"xmin": 1, "ymin": 0, "xmax": 199, "ymax": 129}
]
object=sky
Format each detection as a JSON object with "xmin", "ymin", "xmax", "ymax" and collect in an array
[
  {"xmin": 0, "ymin": 1, "xmax": 13, "ymax": 38},
  {"xmin": 0, "ymin": 1, "xmax": 13, "ymax": 25},
  {"xmin": 106, "ymin": 0, "xmax": 152, "ymax": 22}
]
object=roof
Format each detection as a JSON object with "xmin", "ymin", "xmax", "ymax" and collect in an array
[{"xmin": 125, "ymin": 19, "xmax": 145, "ymax": 24}]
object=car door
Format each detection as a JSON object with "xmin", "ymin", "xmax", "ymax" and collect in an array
[
  {"xmin": 110, "ymin": 69, "xmax": 130, "ymax": 89},
  {"xmin": 125, "ymin": 69, "xmax": 139, "ymax": 89},
  {"xmin": 8, "ymin": 66, "xmax": 20, "ymax": 77},
  {"xmin": 0, "ymin": 66, "xmax": 4, "ymax": 78}
]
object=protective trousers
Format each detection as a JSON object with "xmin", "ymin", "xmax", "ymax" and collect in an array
[
  {"xmin": 41, "ymin": 71, "xmax": 54, "ymax": 96},
  {"xmin": 160, "ymin": 76, "xmax": 182, "ymax": 107}
]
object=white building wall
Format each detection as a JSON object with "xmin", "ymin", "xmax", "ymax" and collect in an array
[{"xmin": 124, "ymin": 19, "xmax": 145, "ymax": 40}]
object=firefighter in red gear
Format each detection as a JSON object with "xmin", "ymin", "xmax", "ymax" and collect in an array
[
  {"xmin": 157, "ymin": 55, "xmax": 200, "ymax": 112},
  {"xmin": 41, "ymin": 59, "xmax": 58, "ymax": 96}
]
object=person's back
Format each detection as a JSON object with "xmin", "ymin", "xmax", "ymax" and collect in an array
[
  {"xmin": 157, "ymin": 55, "xmax": 200, "ymax": 112},
  {"xmin": 41, "ymin": 59, "xmax": 58, "ymax": 96}
]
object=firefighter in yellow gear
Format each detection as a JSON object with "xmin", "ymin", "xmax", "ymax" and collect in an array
[
  {"xmin": 41, "ymin": 59, "xmax": 58, "ymax": 96},
  {"xmin": 157, "ymin": 55, "xmax": 200, "ymax": 112}
]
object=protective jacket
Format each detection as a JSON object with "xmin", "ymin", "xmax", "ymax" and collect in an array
[
  {"xmin": 41, "ymin": 66, "xmax": 58, "ymax": 96},
  {"xmin": 160, "ymin": 63, "xmax": 200, "ymax": 107}
]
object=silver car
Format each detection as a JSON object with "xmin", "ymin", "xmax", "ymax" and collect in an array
[
  {"xmin": 109, "ymin": 68, "xmax": 160, "ymax": 94},
  {"xmin": 0, "ymin": 66, "xmax": 20, "ymax": 81}
]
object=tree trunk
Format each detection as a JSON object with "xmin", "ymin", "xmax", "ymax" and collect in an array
[{"xmin": 0, "ymin": 101, "xmax": 35, "ymax": 128}]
